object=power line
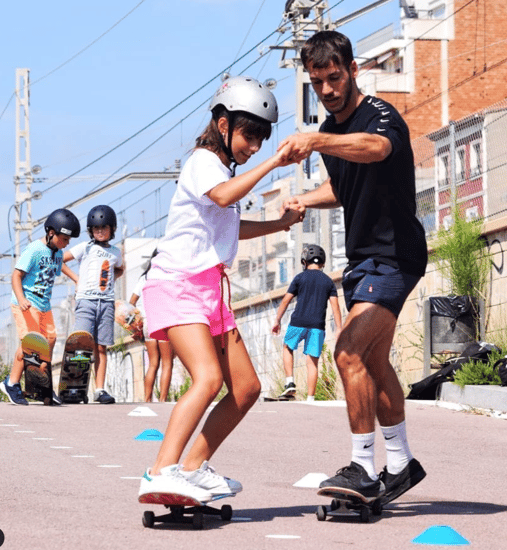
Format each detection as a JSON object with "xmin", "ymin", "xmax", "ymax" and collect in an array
[{"xmin": 0, "ymin": 0, "xmax": 148, "ymax": 123}]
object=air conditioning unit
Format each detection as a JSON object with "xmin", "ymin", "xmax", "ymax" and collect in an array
[
  {"xmin": 442, "ymin": 215, "xmax": 453, "ymax": 230},
  {"xmin": 465, "ymin": 206, "xmax": 479, "ymax": 221}
]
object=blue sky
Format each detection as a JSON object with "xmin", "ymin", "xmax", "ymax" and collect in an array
[{"xmin": 0, "ymin": 0, "xmax": 400, "ymax": 326}]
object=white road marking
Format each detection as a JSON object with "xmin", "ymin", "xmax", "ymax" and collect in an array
[
  {"xmin": 266, "ymin": 535, "xmax": 301, "ymax": 539},
  {"xmin": 293, "ymin": 473, "xmax": 329, "ymax": 488}
]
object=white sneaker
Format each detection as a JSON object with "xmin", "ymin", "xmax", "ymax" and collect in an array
[
  {"xmin": 138, "ymin": 465, "xmax": 212, "ymax": 505},
  {"xmin": 179, "ymin": 461, "xmax": 243, "ymax": 496}
]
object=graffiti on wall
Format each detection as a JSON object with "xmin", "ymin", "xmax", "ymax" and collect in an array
[{"xmin": 105, "ymin": 350, "xmax": 134, "ymax": 403}]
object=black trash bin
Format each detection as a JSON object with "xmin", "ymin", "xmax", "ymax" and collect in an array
[{"xmin": 429, "ymin": 295, "xmax": 479, "ymax": 347}]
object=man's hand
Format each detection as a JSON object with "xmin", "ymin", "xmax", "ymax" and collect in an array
[{"xmin": 277, "ymin": 133, "xmax": 316, "ymax": 164}]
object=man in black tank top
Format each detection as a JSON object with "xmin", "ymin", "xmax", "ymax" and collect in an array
[{"xmin": 279, "ymin": 30, "xmax": 427, "ymax": 505}]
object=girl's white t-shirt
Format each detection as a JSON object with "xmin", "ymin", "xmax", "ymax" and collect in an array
[{"xmin": 148, "ymin": 148, "xmax": 240, "ymax": 280}]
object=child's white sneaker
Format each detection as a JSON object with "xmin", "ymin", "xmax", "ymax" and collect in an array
[
  {"xmin": 138, "ymin": 465, "xmax": 212, "ymax": 505},
  {"xmin": 179, "ymin": 461, "xmax": 243, "ymax": 496}
]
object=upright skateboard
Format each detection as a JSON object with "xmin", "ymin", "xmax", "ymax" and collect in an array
[
  {"xmin": 316, "ymin": 486, "xmax": 383, "ymax": 523},
  {"xmin": 114, "ymin": 300, "xmax": 144, "ymax": 341},
  {"xmin": 22, "ymin": 332, "xmax": 53, "ymax": 406},
  {"xmin": 58, "ymin": 331, "xmax": 94, "ymax": 404},
  {"xmin": 139, "ymin": 492, "xmax": 233, "ymax": 530}
]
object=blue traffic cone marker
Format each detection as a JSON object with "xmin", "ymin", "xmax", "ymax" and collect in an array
[
  {"xmin": 135, "ymin": 429, "xmax": 164, "ymax": 441},
  {"xmin": 412, "ymin": 525, "xmax": 470, "ymax": 546}
]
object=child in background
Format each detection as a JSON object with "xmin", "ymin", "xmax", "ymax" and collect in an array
[
  {"xmin": 130, "ymin": 251, "xmax": 174, "ymax": 402},
  {"xmin": 64, "ymin": 205, "xmax": 124, "ymax": 404},
  {"xmin": 1, "ymin": 209, "xmax": 80, "ymax": 405},
  {"xmin": 272, "ymin": 245, "xmax": 342, "ymax": 400},
  {"xmin": 138, "ymin": 76, "xmax": 303, "ymax": 505}
]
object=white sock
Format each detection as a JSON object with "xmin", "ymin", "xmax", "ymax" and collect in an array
[
  {"xmin": 381, "ymin": 421, "xmax": 413, "ymax": 475},
  {"xmin": 307, "ymin": 395, "xmax": 315, "ymax": 402},
  {"xmin": 285, "ymin": 376, "xmax": 294, "ymax": 385},
  {"xmin": 351, "ymin": 432, "xmax": 378, "ymax": 480}
]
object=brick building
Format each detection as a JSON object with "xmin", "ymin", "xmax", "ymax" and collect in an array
[{"xmin": 356, "ymin": 0, "xmax": 507, "ymax": 139}]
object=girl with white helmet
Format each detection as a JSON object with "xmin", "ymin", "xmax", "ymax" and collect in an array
[{"xmin": 138, "ymin": 76, "xmax": 303, "ymax": 504}]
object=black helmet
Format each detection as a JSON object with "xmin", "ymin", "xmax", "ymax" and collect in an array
[
  {"xmin": 87, "ymin": 205, "xmax": 117, "ymax": 237},
  {"xmin": 44, "ymin": 209, "xmax": 80, "ymax": 238},
  {"xmin": 301, "ymin": 244, "xmax": 326, "ymax": 266}
]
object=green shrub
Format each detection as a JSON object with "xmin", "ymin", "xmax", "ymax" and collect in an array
[
  {"xmin": 314, "ymin": 343, "xmax": 338, "ymax": 401},
  {"xmin": 453, "ymin": 350, "xmax": 503, "ymax": 388}
]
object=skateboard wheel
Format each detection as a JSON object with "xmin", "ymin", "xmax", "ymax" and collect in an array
[
  {"xmin": 316, "ymin": 505, "xmax": 327, "ymax": 521},
  {"xmin": 330, "ymin": 498, "xmax": 339, "ymax": 511},
  {"xmin": 43, "ymin": 397, "xmax": 52, "ymax": 406},
  {"xmin": 83, "ymin": 396, "xmax": 89, "ymax": 404},
  {"xmin": 192, "ymin": 512, "xmax": 204, "ymax": 530},
  {"xmin": 359, "ymin": 507, "xmax": 370, "ymax": 523},
  {"xmin": 372, "ymin": 499, "xmax": 383, "ymax": 516},
  {"xmin": 142, "ymin": 511, "xmax": 155, "ymax": 528},
  {"xmin": 220, "ymin": 504, "xmax": 233, "ymax": 521}
]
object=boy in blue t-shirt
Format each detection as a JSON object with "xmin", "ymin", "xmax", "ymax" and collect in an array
[
  {"xmin": 1, "ymin": 209, "xmax": 80, "ymax": 405},
  {"xmin": 272, "ymin": 245, "xmax": 342, "ymax": 400}
]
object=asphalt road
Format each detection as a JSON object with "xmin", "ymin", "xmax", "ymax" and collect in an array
[{"xmin": 1, "ymin": 399, "xmax": 506, "ymax": 549}]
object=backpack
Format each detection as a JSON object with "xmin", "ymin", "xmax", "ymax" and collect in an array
[
  {"xmin": 407, "ymin": 341, "xmax": 501, "ymax": 400},
  {"xmin": 493, "ymin": 356, "xmax": 507, "ymax": 386}
]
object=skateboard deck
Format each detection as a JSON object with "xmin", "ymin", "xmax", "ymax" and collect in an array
[
  {"xmin": 58, "ymin": 331, "xmax": 94, "ymax": 404},
  {"xmin": 114, "ymin": 300, "xmax": 144, "ymax": 341},
  {"xmin": 22, "ymin": 332, "xmax": 53, "ymax": 406},
  {"xmin": 263, "ymin": 395, "xmax": 296, "ymax": 402},
  {"xmin": 139, "ymin": 492, "xmax": 233, "ymax": 530},
  {"xmin": 316, "ymin": 486, "xmax": 383, "ymax": 523}
]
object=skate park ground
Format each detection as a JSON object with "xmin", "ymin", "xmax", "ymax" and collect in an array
[{"xmin": 1, "ymin": 398, "xmax": 506, "ymax": 549}]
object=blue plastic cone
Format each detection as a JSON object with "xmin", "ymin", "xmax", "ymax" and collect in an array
[
  {"xmin": 135, "ymin": 429, "xmax": 164, "ymax": 441},
  {"xmin": 412, "ymin": 526, "xmax": 470, "ymax": 546}
]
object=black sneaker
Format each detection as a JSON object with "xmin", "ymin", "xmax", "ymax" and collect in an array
[
  {"xmin": 319, "ymin": 462, "xmax": 384, "ymax": 500},
  {"xmin": 94, "ymin": 390, "xmax": 116, "ymax": 404},
  {"xmin": 52, "ymin": 391, "xmax": 62, "ymax": 406},
  {"xmin": 280, "ymin": 382, "xmax": 296, "ymax": 397},
  {"xmin": 379, "ymin": 458, "xmax": 426, "ymax": 505},
  {"xmin": 0, "ymin": 377, "xmax": 29, "ymax": 405}
]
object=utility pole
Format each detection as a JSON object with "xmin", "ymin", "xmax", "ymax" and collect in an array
[
  {"xmin": 273, "ymin": 1, "xmax": 333, "ymax": 274},
  {"xmin": 14, "ymin": 68, "xmax": 41, "ymax": 259}
]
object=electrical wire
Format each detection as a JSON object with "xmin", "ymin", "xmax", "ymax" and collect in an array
[{"xmin": 0, "ymin": 0, "xmax": 148, "ymax": 123}]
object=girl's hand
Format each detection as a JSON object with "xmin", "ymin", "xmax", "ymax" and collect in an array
[
  {"xmin": 281, "ymin": 196, "xmax": 306, "ymax": 222},
  {"xmin": 279, "ymin": 204, "xmax": 305, "ymax": 231},
  {"xmin": 272, "ymin": 321, "xmax": 281, "ymax": 335}
]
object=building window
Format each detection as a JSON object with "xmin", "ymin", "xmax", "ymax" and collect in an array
[
  {"xmin": 438, "ymin": 153, "xmax": 450, "ymax": 188},
  {"xmin": 470, "ymin": 140, "xmax": 482, "ymax": 178},
  {"xmin": 456, "ymin": 147, "xmax": 466, "ymax": 182}
]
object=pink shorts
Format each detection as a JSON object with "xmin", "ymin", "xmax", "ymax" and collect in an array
[{"xmin": 142, "ymin": 265, "xmax": 237, "ymax": 341}]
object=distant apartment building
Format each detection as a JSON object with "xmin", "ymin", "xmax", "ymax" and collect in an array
[{"xmin": 356, "ymin": 0, "xmax": 507, "ymax": 139}]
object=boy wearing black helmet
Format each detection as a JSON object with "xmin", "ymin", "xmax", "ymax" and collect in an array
[
  {"xmin": 63, "ymin": 205, "xmax": 124, "ymax": 404},
  {"xmin": 1, "ymin": 209, "xmax": 80, "ymax": 405},
  {"xmin": 272, "ymin": 245, "xmax": 342, "ymax": 401}
]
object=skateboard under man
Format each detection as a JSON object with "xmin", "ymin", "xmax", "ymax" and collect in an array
[
  {"xmin": 22, "ymin": 331, "xmax": 53, "ymax": 406},
  {"xmin": 316, "ymin": 486, "xmax": 383, "ymax": 523},
  {"xmin": 139, "ymin": 492, "xmax": 233, "ymax": 530},
  {"xmin": 114, "ymin": 299, "xmax": 144, "ymax": 341},
  {"xmin": 263, "ymin": 395, "xmax": 296, "ymax": 402},
  {"xmin": 58, "ymin": 330, "xmax": 94, "ymax": 404}
]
